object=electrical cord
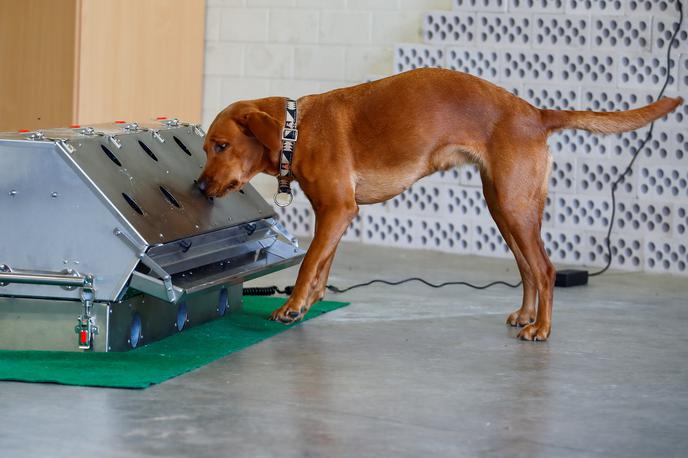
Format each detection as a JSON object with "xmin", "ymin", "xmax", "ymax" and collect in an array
[
  {"xmin": 243, "ymin": 278, "xmax": 521, "ymax": 296},
  {"xmin": 243, "ymin": 1, "xmax": 683, "ymax": 296},
  {"xmin": 590, "ymin": 0, "xmax": 683, "ymax": 277},
  {"xmin": 242, "ymin": 286, "xmax": 291, "ymax": 296},
  {"xmin": 326, "ymin": 277, "xmax": 521, "ymax": 293}
]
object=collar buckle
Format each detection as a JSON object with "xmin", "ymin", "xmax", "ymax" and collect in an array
[{"xmin": 282, "ymin": 128, "xmax": 298, "ymax": 142}]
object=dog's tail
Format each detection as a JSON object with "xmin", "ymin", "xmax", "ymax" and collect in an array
[{"xmin": 540, "ymin": 96, "xmax": 683, "ymax": 135}]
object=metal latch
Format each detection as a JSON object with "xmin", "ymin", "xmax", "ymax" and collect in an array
[
  {"xmin": 27, "ymin": 131, "xmax": 45, "ymax": 141},
  {"xmin": 150, "ymin": 129, "xmax": 165, "ymax": 144},
  {"xmin": 179, "ymin": 121, "xmax": 205, "ymax": 137},
  {"xmin": 74, "ymin": 274, "xmax": 98, "ymax": 350},
  {"xmin": 75, "ymin": 127, "xmax": 122, "ymax": 149},
  {"xmin": 108, "ymin": 135, "xmax": 122, "ymax": 149},
  {"xmin": 191, "ymin": 124, "xmax": 205, "ymax": 137},
  {"xmin": 57, "ymin": 139, "xmax": 76, "ymax": 154},
  {"xmin": 26, "ymin": 135, "xmax": 77, "ymax": 155}
]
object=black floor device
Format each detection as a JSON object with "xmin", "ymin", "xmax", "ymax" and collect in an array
[{"xmin": 555, "ymin": 269, "xmax": 589, "ymax": 288}]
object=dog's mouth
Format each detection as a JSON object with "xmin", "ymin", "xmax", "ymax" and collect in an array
[{"xmin": 203, "ymin": 179, "xmax": 243, "ymax": 198}]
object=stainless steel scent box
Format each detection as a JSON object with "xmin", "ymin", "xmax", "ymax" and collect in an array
[{"xmin": 0, "ymin": 119, "xmax": 304, "ymax": 351}]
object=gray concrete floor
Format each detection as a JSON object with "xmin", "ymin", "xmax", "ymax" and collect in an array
[{"xmin": 1, "ymin": 241, "xmax": 687, "ymax": 458}]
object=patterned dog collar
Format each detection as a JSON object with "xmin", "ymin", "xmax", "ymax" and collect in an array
[{"xmin": 274, "ymin": 98, "xmax": 298, "ymax": 207}]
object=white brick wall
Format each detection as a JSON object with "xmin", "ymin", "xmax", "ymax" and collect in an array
[
  {"xmin": 202, "ymin": 0, "xmax": 449, "ymax": 126},
  {"xmin": 203, "ymin": 0, "xmax": 450, "ymax": 198}
]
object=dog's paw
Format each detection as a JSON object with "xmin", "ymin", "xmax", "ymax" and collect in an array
[
  {"xmin": 268, "ymin": 303, "xmax": 309, "ymax": 324},
  {"xmin": 517, "ymin": 322, "xmax": 550, "ymax": 341},
  {"xmin": 506, "ymin": 308, "xmax": 536, "ymax": 327}
]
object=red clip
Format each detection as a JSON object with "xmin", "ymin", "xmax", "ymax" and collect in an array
[
  {"xmin": 156, "ymin": 116, "xmax": 167, "ymax": 120},
  {"xmin": 114, "ymin": 120, "xmax": 126, "ymax": 124},
  {"xmin": 70, "ymin": 124, "xmax": 81, "ymax": 128},
  {"xmin": 18, "ymin": 129, "xmax": 29, "ymax": 133},
  {"xmin": 79, "ymin": 330, "xmax": 89, "ymax": 345}
]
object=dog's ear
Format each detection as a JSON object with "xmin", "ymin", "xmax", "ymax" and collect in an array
[{"xmin": 240, "ymin": 111, "xmax": 282, "ymax": 152}]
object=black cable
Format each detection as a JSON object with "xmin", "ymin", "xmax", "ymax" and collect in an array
[
  {"xmin": 243, "ymin": 286, "xmax": 291, "ymax": 296},
  {"xmin": 243, "ymin": 278, "xmax": 520, "ymax": 295},
  {"xmin": 326, "ymin": 277, "xmax": 521, "ymax": 293},
  {"xmin": 590, "ymin": 0, "xmax": 683, "ymax": 277}
]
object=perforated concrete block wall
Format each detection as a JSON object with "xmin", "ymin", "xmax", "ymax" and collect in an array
[
  {"xmin": 272, "ymin": 1, "xmax": 687, "ymax": 276},
  {"xmin": 395, "ymin": 0, "xmax": 688, "ymax": 274}
]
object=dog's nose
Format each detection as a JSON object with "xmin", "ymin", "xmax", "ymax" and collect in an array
[
  {"xmin": 196, "ymin": 178, "xmax": 214, "ymax": 202},
  {"xmin": 196, "ymin": 178, "xmax": 208, "ymax": 194}
]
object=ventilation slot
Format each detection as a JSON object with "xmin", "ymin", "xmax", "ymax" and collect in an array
[
  {"xmin": 139, "ymin": 140, "xmax": 158, "ymax": 161},
  {"xmin": 173, "ymin": 136, "xmax": 192, "ymax": 156},
  {"xmin": 122, "ymin": 193, "xmax": 144, "ymax": 215},
  {"xmin": 101, "ymin": 144, "xmax": 122, "ymax": 166},
  {"xmin": 159, "ymin": 186, "xmax": 181, "ymax": 208}
]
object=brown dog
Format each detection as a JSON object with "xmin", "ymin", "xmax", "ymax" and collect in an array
[{"xmin": 198, "ymin": 68, "xmax": 682, "ymax": 341}]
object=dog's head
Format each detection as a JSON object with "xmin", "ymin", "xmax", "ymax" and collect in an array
[{"xmin": 197, "ymin": 100, "xmax": 282, "ymax": 198}]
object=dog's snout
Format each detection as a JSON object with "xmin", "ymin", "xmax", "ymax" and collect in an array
[
  {"xmin": 196, "ymin": 176, "xmax": 216, "ymax": 202},
  {"xmin": 196, "ymin": 177, "xmax": 208, "ymax": 194}
]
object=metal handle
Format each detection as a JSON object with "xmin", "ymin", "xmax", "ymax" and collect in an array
[
  {"xmin": 129, "ymin": 271, "xmax": 184, "ymax": 304},
  {"xmin": 0, "ymin": 265, "xmax": 98, "ymax": 351},
  {"xmin": 113, "ymin": 228, "xmax": 178, "ymax": 302},
  {"xmin": 0, "ymin": 265, "xmax": 90, "ymax": 288}
]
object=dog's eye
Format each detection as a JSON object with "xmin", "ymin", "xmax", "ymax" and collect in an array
[{"xmin": 214, "ymin": 143, "xmax": 228, "ymax": 153}]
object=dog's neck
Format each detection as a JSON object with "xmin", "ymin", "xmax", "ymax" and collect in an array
[
  {"xmin": 262, "ymin": 95, "xmax": 312, "ymax": 180},
  {"xmin": 248, "ymin": 98, "xmax": 287, "ymax": 177}
]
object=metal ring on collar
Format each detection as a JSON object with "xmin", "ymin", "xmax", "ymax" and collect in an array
[{"xmin": 274, "ymin": 191, "xmax": 293, "ymax": 207}]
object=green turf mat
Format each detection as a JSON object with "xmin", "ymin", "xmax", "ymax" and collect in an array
[{"xmin": 0, "ymin": 297, "xmax": 348, "ymax": 389}]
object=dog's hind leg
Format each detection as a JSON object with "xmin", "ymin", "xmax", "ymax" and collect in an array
[
  {"xmin": 481, "ymin": 173, "xmax": 537, "ymax": 327},
  {"xmin": 485, "ymin": 141, "xmax": 555, "ymax": 341}
]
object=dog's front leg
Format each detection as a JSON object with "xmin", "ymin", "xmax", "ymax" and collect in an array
[
  {"xmin": 307, "ymin": 254, "xmax": 335, "ymax": 303},
  {"xmin": 269, "ymin": 202, "xmax": 358, "ymax": 324}
]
